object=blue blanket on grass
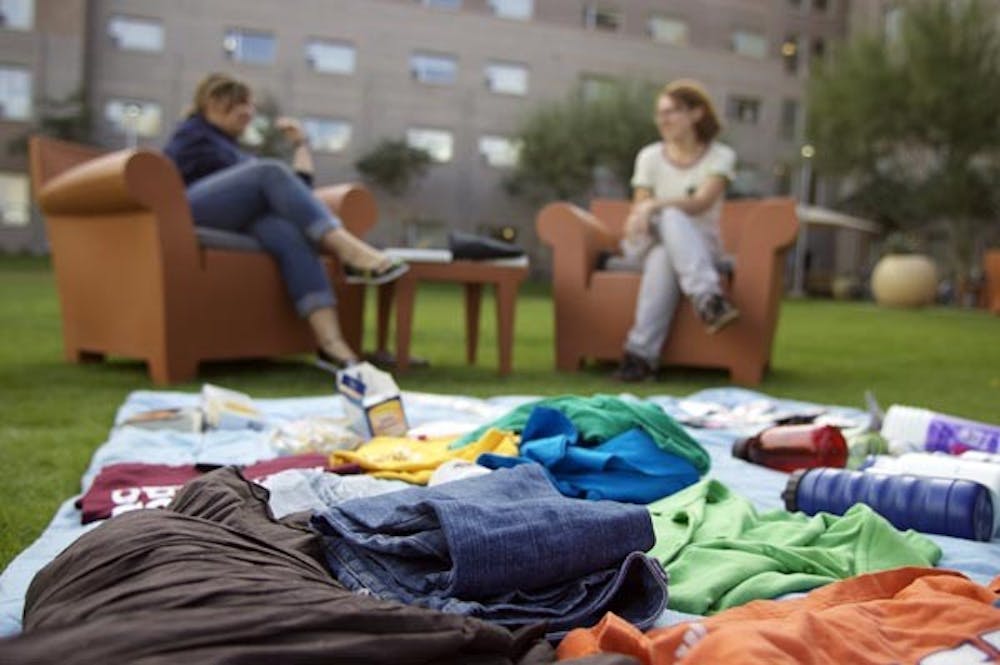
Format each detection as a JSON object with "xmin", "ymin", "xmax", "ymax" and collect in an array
[{"xmin": 2, "ymin": 387, "xmax": 998, "ymax": 637}]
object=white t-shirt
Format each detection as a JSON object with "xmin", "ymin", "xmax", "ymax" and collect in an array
[{"xmin": 630, "ymin": 140, "xmax": 736, "ymax": 233}]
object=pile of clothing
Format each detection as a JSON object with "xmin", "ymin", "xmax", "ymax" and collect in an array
[{"xmin": 2, "ymin": 393, "xmax": 992, "ymax": 665}]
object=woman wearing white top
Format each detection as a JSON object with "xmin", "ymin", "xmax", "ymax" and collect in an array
[{"xmin": 615, "ymin": 79, "xmax": 740, "ymax": 382}]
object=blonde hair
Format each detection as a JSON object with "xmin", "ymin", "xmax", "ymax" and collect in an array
[
  {"xmin": 186, "ymin": 73, "xmax": 251, "ymax": 117},
  {"xmin": 660, "ymin": 79, "xmax": 722, "ymax": 144}
]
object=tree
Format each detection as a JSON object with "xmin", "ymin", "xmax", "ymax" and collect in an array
[
  {"xmin": 7, "ymin": 87, "xmax": 93, "ymax": 155},
  {"xmin": 355, "ymin": 139, "xmax": 432, "ymax": 242},
  {"xmin": 241, "ymin": 94, "xmax": 293, "ymax": 159},
  {"xmin": 354, "ymin": 139, "xmax": 431, "ymax": 196},
  {"xmin": 806, "ymin": 0, "xmax": 1000, "ymax": 279},
  {"xmin": 506, "ymin": 79, "xmax": 660, "ymax": 203}
]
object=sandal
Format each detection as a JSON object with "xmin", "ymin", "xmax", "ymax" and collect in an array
[
  {"xmin": 314, "ymin": 348, "xmax": 358, "ymax": 375},
  {"xmin": 343, "ymin": 259, "xmax": 409, "ymax": 286}
]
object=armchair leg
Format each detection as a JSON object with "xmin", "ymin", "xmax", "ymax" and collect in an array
[
  {"xmin": 148, "ymin": 355, "xmax": 199, "ymax": 386},
  {"xmin": 69, "ymin": 349, "xmax": 105, "ymax": 364},
  {"xmin": 554, "ymin": 345, "xmax": 582, "ymax": 372},
  {"xmin": 729, "ymin": 363, "xmax": 764, "ymax": 386}
]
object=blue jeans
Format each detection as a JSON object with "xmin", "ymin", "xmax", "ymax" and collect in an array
[
  {"xmin": 310, "ymin": 464, "xmax": 668, "ymax": 640},
  {"xmin": 187, "ymin": 159, "xmax": 341, "ymax": 316}
]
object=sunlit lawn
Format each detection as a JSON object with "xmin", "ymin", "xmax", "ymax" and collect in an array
[{"xmin": 2, "ymin": 255, "xmax": 999, "ymax": 567}]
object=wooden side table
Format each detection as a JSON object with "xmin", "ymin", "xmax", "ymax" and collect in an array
[{"xmin": 375, "ymin": 260, "xmax": 529, "ymax": 375}]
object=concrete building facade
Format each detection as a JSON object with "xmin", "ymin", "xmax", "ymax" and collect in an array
[{"xmin": 1, "ymin": 0, "xmax": 891, "ymax": 259}]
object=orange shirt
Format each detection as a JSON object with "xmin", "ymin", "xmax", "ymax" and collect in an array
[{"xmin": 557, "ymin": 567, "xmax": 1000, "ymax": 664}]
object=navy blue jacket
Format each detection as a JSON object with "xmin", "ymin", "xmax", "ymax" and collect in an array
[
  {"xmin": 163, "ymin": 114, "xmax": 313, "ymax": 188},
  {"xmin": 163, "ymin": 114, "xmax": 251, "ymax": 186}
]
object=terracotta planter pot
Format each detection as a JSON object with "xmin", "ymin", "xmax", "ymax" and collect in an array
[{"xmin": 871, "ymin": 254, "xmax": 938, "ymax": 307}]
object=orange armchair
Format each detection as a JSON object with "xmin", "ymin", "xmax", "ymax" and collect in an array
[
  {"xmin": 29, "ymin": 135, "xmax": 376, "ymax": 385},
  {"xmin": 536, "ymin": 197, "xmax": 799, "ymax": 384}
]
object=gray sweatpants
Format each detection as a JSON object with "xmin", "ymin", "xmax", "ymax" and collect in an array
[{"xmin": 623, "ymin": 207, "xmax": 724, "ymax": 365}]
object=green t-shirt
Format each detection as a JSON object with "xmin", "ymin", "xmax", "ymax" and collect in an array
[{"xmin": 648, "ymin": 479, "xmax": 942, "ymax": 615}]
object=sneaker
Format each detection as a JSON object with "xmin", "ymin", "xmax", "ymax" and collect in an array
[
  {"xmin": 343, "ymin": 259, "xmax": 409, "ymax": 286},
  {"xmin": 613, "ymin": 352, "xmax": 656, "ymax": 383},
  {"xmin": 696, "ymin": 293, "xmax": 740, "ymax": 334}
]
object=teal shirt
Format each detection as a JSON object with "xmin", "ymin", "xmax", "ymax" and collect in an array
[
  {"xmin": 648, "ymin": 479, "xmax": 942, "ymax": 614},
  {"xmin": 451, "ymin": 394, "xmax": 710, "ymax": 475}
]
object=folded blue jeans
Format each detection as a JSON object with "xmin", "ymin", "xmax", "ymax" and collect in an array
[{"xmin": 311, "ymin": 464, "xmax": 668, "ymax": 639}]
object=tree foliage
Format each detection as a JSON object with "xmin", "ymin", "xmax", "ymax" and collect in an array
[
  {"xmin": 241, "ymin": 94, "xmax": 292, "ymax": 159},
  {"xmin": 7, "ymin": 87, "xmax": 93, "ymax": 155},
  {"xmin": 354, "ymin": 139, "xmax": 432, "ymax": 196},
  {"xmin": 506, "ymin": 79, "xmax": 660, "ymax": 202},
  {"xmin": 807, "ymin": 0, "xmax": 1000, "ymax": 274}
]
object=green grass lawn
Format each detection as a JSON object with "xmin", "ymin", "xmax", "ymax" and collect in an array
[{"xmin": 2, "ymin": 255, "xmax": 999, "ymax": 568}]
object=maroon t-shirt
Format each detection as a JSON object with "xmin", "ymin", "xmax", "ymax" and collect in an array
[{"xmin": 76, "ymin": 454, "xmax": 356, "ymax": 524}]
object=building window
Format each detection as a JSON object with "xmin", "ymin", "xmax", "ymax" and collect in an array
[
  {"xmin": 302, "ymin": 117, "xmax": 352, "ymax": 153},
  {"xmin": 406, "ymin": 128, "xmax": 453, "ymax": 163},
  {"xmin": 306, "ymin": 39, "xmax": 355, "ymax": 74},
  {"xmin": 489, "ymin": 0, "xmax": 532, "ymax": 20},
  {"xmin": 108, "ymin": 16, "xmax": 165, "ymax": 52},
  {"xmin": 410, "ymin": 52, "xmax": 458, "ymax": 85},
  {"xmin": 478, "ymin": 135, "xmax": 520, "ymax": 168},
  {"xmin": 780, "ymin": 99, "xmax": 799, "ymax": 140},
  {"xmin": 484, "ymin": 62, "xmax": 528, "ymax": 96},
  {"xmin": 0, "ymin": 0, "xmax": 32, "ymax": 30},
  {"xmin": 105, "ymin": 99, "xmax": 162, "ymax": 138},
  {"xmin": 583, "ymin": 5, "xmax": 621, "ymax": 33},
  {"xmin": 223, "ymin": 29, "xmax": 276, "ymax": 65},
  {"xmin": 0, "ymin": 66, "xmax": 31, "ymax": 120},
  {"xmin": 420, "ymin": 0, "xmax": 461, "ymax": 9},
  {"xmin": 781, "ymin": 35, "xmax": 800, "ymax": 74},
  {"xmin": 0, "ymin": 172, "xmax": 29, "ymax": 227},
  {"xmin": 580, "ymin": 75, "xmax": 616, "ymax": 103},
  {"xmin": 731, "ymin": 30, "xmax": 768, "ymax": 58},
  {"xmin": 648, "ymin": 15, "xmax": 688, "ymax": 46},
  {"xmin": 812, "ymin": 37, "xmax": 826, "ymax": 62},
  {"xmin": 726, "ymin": 95, "xmax": 761, "ymax": 124},
  {"xmin": 813, "ymin": 0, "xmax": 829, "ymax": 12},
  {"xmin": 787, "ymin": 0, "xmax": 803, "ymax": 9}
]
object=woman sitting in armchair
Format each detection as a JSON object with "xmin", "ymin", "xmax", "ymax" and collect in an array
[
  {"xmin": 615, "ymin": 79, "xmax": 740, "ymax": 382},
  {"xmin": 163, "ymin": 72, "xmax": 406, "ymax": 368}
]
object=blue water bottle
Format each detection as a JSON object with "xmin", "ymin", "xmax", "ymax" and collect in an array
[{"xmin": 782, "ymin": 468, "xmax": 995, "ymax": 542}]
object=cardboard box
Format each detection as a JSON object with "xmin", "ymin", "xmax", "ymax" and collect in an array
[{"xmin": 336, "ymin": 362, "xmax": 408, "ymax": 438}]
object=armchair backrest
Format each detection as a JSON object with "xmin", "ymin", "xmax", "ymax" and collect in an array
[{"xmin": 28, "ymin": 135, "xmax": 106, "ymax": 192}]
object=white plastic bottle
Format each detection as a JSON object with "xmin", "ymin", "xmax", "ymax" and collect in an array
[
  {"xmin": 880, "ymin": 405, "xmax": 1000, "ymax": 456},
  {"xmin": 863, "ymin": 452, "xmax": 1000, "ymax": 537},
  {"xmin": 961, "ymin": 451, "xmax": 1000, "ymax": 464}
]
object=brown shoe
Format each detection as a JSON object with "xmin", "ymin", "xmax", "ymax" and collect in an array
[
  {"xmin": 613, "ymin": 352, "xmax": 656, "ymax": 382},
  {"xmin": 696, "ymin": 294, "xmax": 740, "ymax": 334}
]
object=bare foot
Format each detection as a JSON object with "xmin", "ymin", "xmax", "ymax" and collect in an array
[
  {"xmin": 323, "ymin": 229, "xmax": 391, "ymax": 272},
  {"xmin": 319, "ymin": 338, "xmax": 359, "ymax": 366}
]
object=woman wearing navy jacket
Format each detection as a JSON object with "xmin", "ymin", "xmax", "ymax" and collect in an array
[{"xmin": 163, "ymin": 72, "xmax": 406, "ymax": 368}]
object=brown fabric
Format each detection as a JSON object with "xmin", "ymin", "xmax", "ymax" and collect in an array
[{"xmin": 0, "ymin": 468, "xmax": 636, "ymax": 665}]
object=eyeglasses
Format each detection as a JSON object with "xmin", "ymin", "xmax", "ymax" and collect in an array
[{"xmin": 655, "ymin": 106, "xmax": 689, "ymax": 118}]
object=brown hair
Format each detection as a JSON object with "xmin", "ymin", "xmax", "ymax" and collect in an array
[
  {"xmin": 187, "ymin": 73, "xmax": 251, "ymax": 117},
  {"xmin": 660, "ymin": 79, "xmax": 722, "ymax": 144}
]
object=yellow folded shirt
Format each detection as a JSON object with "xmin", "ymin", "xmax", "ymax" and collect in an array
[{"xmin": 330, "ymin": 428, "xmax": 518, "ymax": 484}]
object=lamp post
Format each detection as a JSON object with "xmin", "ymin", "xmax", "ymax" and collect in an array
[
  {"xmin": 123, "ymin": 102, "xmax": 142, "ymax": 149},
  {"xmin": 790, "ymin": 143, "xmax": 815, "ymax": 297}
]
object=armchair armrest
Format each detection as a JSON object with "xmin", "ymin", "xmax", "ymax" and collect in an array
[
  {"xmin": 729, "ymin": 198, "xmax": 799, "ymax": 311},
  {"xmin": 36, "ymin": 148, "xmax": 199, "ymax": 270},
  {"xmin": 537, "ymin": 202, "xmax": 619, "ymax": 290},
  {"xmin": 315, "ymin": 183, "xmax": 377, "ymax": 238},
  {"xmin": 39, "ymin": 149, "xmax": 183, "ymax": 216}
]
